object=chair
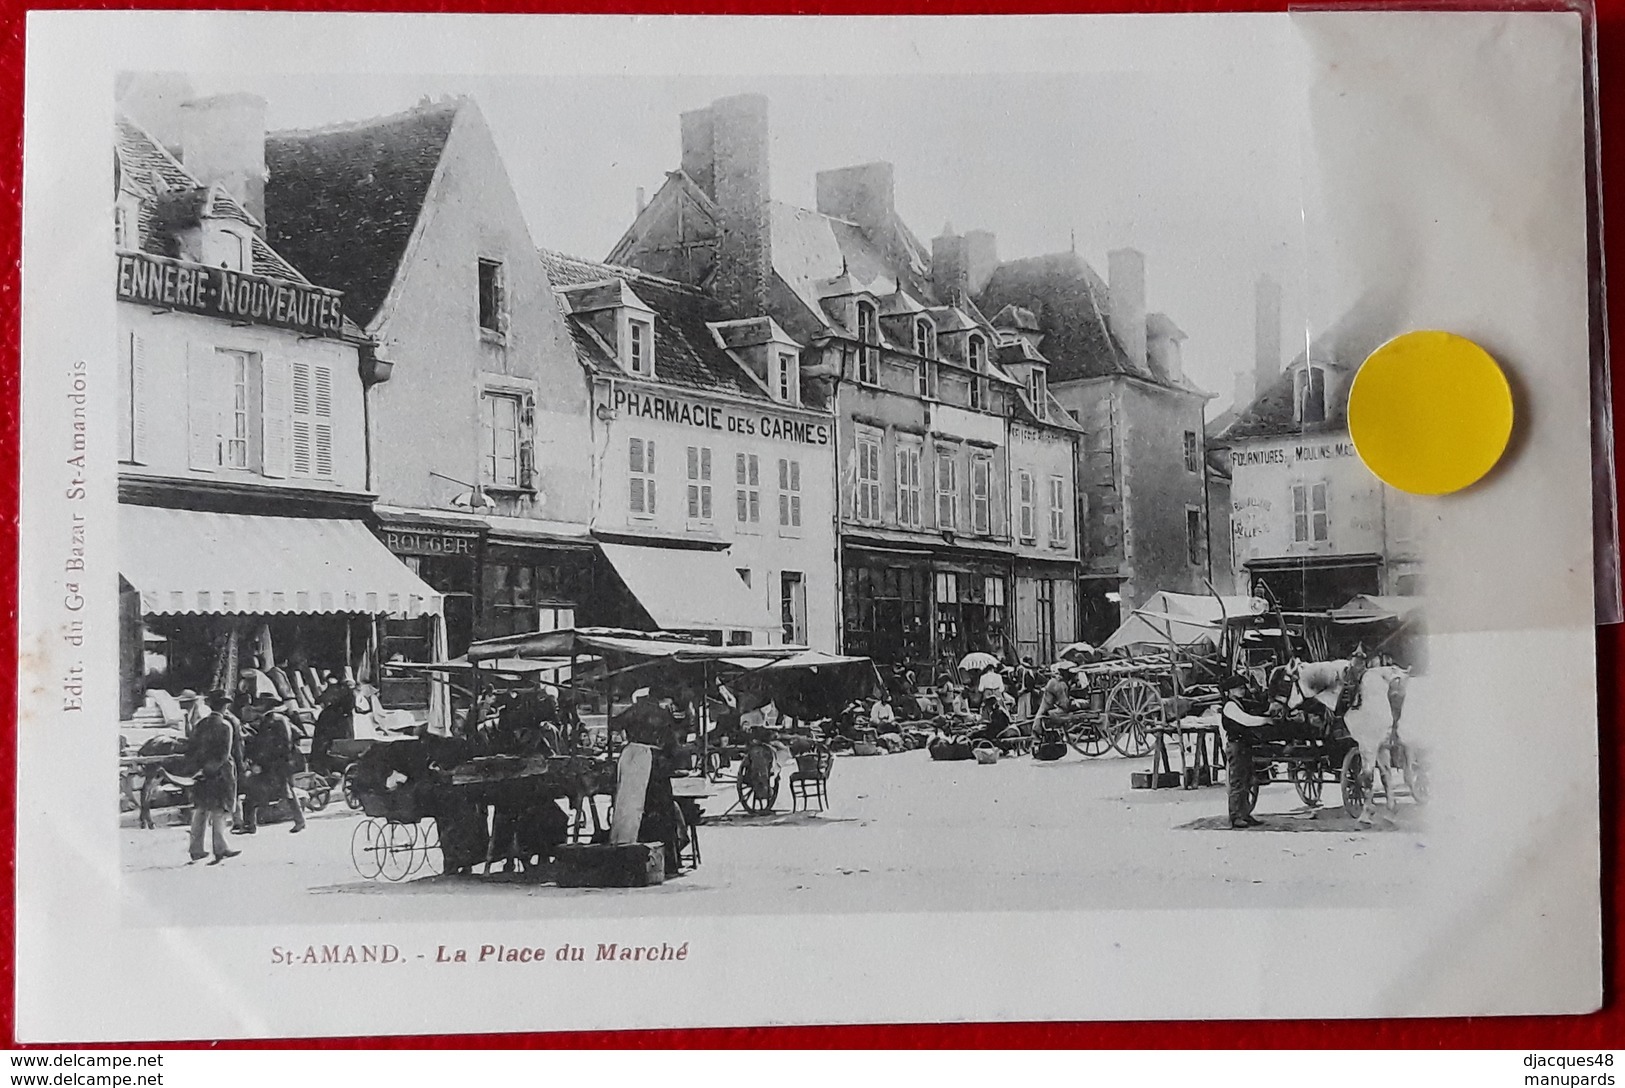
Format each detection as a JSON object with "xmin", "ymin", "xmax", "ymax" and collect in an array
[{"xmin": 789, "ymin": 744, "xmax": 834, "ymax": 812}]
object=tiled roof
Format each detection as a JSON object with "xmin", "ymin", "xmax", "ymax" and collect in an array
[
  {"xmin": 115, "ymin": 115, "xmax": 307, "ymax": 284},
  {"xmin": 976, "ymin": 251, "xmax": 1202, "ymax": 395},
  {"xmin": 264, "ymin": 101, "xmax": 460, "ymax": 327},
  {"xmin": 1214, "ymin": 285, "xmax": 1406, "ymax": 443},
  {"xmin": 769, "ymin": 201, "xmax": 936, "ymax": 330},
  {"xmin": 538, "ymin": 249, "xmax": 774, "ymax": 403}
]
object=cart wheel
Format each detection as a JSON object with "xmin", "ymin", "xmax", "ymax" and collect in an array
[
  {"xmin": 409, "ymin": 819, "xmax": 442, "ymax": 877},
  {"xmin": 1104, "ymin": 678, "xmax": 1161, "ymax": 757},
  {"xmin": 1340, "ymin": 748, "xmax": 1368, "ymax": 819},
  {"xmin": 350, "ymin": 818, "xmax": 386, "ymax": 880},
  {"xmin": 342, "ymin": 763, "xmax": 363, "ymax": 810},
  {"xmin": 380, "ymin": 821, "xmax": 418, "ymax": 882},
  {"xmin": 1404, "ymin": 750, "xmax": 1430, "ymax": 805},
  {"xmin": 1289, "ymin": 761, "xmax": 1324, "ymax": 808},
  {"xmin": 1065, "ymin": 721, "xmax": 1111, "ymax": 758},
  {"xmin": 736, "ymin": 771, "xmax": 780, "ymax": 814}
]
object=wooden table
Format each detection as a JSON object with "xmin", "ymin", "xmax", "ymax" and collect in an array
[{"xmin": 1141, "ymin": 721, "xmax": 1223, "ymax": 790}]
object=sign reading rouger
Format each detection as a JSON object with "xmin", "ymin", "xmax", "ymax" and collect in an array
[
  {"xmin": 116, "ymin": 250, "xmax": 347, "ymax": 338},
  {"xmin": 380, "ymin": 528, "xmax": 480, "ymax": 557},
  {"xmin": 612, "ymin": 386, "xmax": 831, "ymax": 445}
]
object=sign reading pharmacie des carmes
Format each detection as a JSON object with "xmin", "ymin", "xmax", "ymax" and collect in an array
[
  {"xmin": 115, "ymin": 250, "xmax": 347, "ymax": 339},
  {"xmin": 612, "ymin": 385, "xmax": 832, "ymax": 446}
]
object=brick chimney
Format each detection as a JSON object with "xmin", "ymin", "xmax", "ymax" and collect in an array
[
  {"xmin": 1107, "ymin": 248, "xmax": 1147, "ymax": 371},
  {"xmin": 680, "ymin": 94, "xmax": 771, "ymax": 320},
  {"xmin": 180, "ymin": 92, "xmax": 268, "ymax": 231},
  {"xmin": 1254, "ymin": 272, "xmax": 1282, "ymax": 394}
]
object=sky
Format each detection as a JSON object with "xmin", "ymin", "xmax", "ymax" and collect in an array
[{"xmin": 187, "ymin": 70, "xmax": 1310, "ymax": 418}]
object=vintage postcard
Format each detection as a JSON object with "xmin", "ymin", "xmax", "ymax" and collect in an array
[{"xmin": 16, "ymin": 10, "xmax": 1605, "ymax": 1040}]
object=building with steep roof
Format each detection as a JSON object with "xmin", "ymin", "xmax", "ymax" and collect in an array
[
  {"xmin": 608, "ymin": 94, "xmax": 1084, "ymax": 670},
  {"xmin": 113, "ymin": 83, "xmax": 443, "ymax": 727},
  {"xmin": 540, "ymin": 250, "xmax": 836, "ymax": 649},
  {"xmin": 1211, "ymin": 282, "xmax": 1422, "ymax": 609},
  {"xmin": 977, "ymin": 247, "xmax": 1214, "ymax": 642},
  {"xmin": 263, "ymin": 97, "xmax": 595, "ymax": 686}
]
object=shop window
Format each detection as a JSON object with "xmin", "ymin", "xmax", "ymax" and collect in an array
[
  {"xmin": 686, "ymin": 445, "xmax": 714, "ymax": 523},
  {"xmin": 895, "ymin": 444, "xmax": 923, "ymax": 529},
  {"xmin": 971, "ymin": 455, "xmax": 992, "ymax": 534},
  {"xmin": 1049, "ymin": 475, "xmax": 1068, "ymax": 546},
  {"xmin": 1295, "ymin": 365, "xmax": 1327, "ymax": 424},
  {"xmin": 856, "ymin": 301, "xmax": 880, "ymax": 385},
  {"xmin": 1292, "ymin": 481, "xmax": 1330, "ymax": 543},
  {"xmin": 478, "ymin": 259, "xmax": 506, "ymax": 337},
  {"xmin": 485, "ymin": 562, "xmax": 574, "ymax": 638},
  {"xmin": 727, "ymin": 630, "xmax": 754, "ymax": 646},
  {"xmin": 778, "ymin": 458, "xmax": 802, "ymax": 533},
  {"xmin": 481, "ymin": 391, "xmax": 532, "ymax": 489},
  {"xmin": 781, "ymin": 572, "xmax": 806, "ymax": 644},
  {"xmin": 735, "ymin": 453, "xmax": 760, "ymax": 528},
  {"xmin": 1184, "ymin": 430, "xmax": 1200, "ymax": 473},
  {"xmin": 1186, "ymin": 507, "xmax": 1204, "ymax": 565},
  {"xmin": 856, "ymin": 431, "xmax": 882, "ymax": 524},
  {"xmin": 844, "ymin": 565, "xmax": 930, "ymax": 664},
  {"xmin": 1018, "ymin": 471, "xmax": 1036, "ymax": 542},
  {"xmin": 629, "ymin": 437, "xmax": 656, "ymax": 516},
  {"xmin": 936, "ymin": 450, "xmax": 959, "ymax": 529}
]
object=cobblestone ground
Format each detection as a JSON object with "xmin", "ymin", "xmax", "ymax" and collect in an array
[{"xmin": 121, "ymin": 748, "xmax": 1431, "ymax": 926}]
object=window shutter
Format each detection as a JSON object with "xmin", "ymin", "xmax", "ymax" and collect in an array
[
  {"xmin": 261, "ymin": 355, "xmax": 290, "ymax": 478},
  {"xmin": 291, "ymin": 360, "xmax": 313, "ymax": 477},
  {"xmin": 187, "ymin": 343, "xmax": 221, "ymax": 471}
]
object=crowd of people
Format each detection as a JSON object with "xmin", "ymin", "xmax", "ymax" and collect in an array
[{"xmin": 166, "ymin": 678, "xmax": 358, "ymax": 864}]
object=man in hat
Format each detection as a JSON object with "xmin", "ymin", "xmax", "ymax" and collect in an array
[
  {"xmin": 240, "ymin": 698, "xmax": 306, "ymax": 834},
  {"xmin": 1220, "ymin": 672, "xmax": 1278, "ymax": 829},
  {"xmin": 186, "ymin": 692, "xmax": 242, "ymax": 864}
]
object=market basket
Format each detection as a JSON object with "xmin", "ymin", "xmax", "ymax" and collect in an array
[{"xmin": 973, "ymin": 740, "xmax": 1000, "ymax": 765}]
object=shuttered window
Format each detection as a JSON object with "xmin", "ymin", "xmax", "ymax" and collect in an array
[
  {"xmin": 120, "ymin": 331, "xmax": 147, "ymax": 464},
  {"xmin": 971, "ymin": 455, "xmax": 992, "ymax": 534},
  {"xmin": 1049, "ymin": 475, "xmax": 1067, "ymax": 545},
  {"xmin": 290, "ymin": 359, "xmax": 334, "ymax": 479},
  {"xmin": 936, "ymin": 450, "xmax": 958, "ymax": 529},
  {"xmin": 778, "ymin": 458, "xmax": 802, "ymax": 532},
  {"xmin": 687, "ymin": 446, "xmax": 714, "ymax": 522},
  {"xmin": 629, "ymin": 437, "xmax": 656, "ymax": 516},
  {"xmin": 1018, "ymin": 471, "xmax": 1036, "ymax": 541},
  {"xmin": 735, "ymin": 453, "xmax": 761, "ymax": 526},
  {"xmin": 856, "ymin": 432, "xmax": 882, "ymax": 523},
  {"xmin": 895, "ymin": 444, "xmax": 922, "ymax": 528}
]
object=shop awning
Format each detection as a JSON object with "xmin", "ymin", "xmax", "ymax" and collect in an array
[
  {"xmin": 597, "ymin": 542, "xmax": 775, "ymax": 632},
  {"xmin": 121, "ymin": 506, "xmax": 443, "ymax": 617}
]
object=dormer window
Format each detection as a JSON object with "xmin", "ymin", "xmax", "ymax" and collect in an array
[
  {"xmin": 856, "ymin": 300, "xmax": 880, "ymax": 385},
  {"xmin": 628, "ymin": 318, "xmax": 653, "ymax": 376},
  {"xmin": 967, "ymin": 334, "xmax": 987, "ymax": 373},
  {"xmin": 775, "ymin": 351, "xmax": 800, "ymax": 406},
  {"xmin": 1295, "ymin": 364, "xmax": 1327, "ymax": 424},
  {"xmin": 1027, "ymin": 369, "xmax": 1048, "ymax": 419},
  {"xmin": 478, "ymin": 259, "xmax": 507, "ymax": 338},
  {"xmin": 914, "ymin": 316, "xmax": 936, "ymax": 359}
]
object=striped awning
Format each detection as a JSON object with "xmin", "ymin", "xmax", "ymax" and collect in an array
[{"xmin": 121, "ymin": 505, "xmax": 443, "ymax": 617}]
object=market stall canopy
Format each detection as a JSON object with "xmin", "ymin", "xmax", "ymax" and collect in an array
[
  {"xmin": 120, "ymin": 507, "xmax": 443, "ymax": 617},
  {"xmin": 597, "ymin": 542, "xmax": 776, "ymax": 632},
  {"xmin": 1328, "ymin": 594, "xmax": 1425, "ymax": 624},
  {"xmin": 385, "ymin": 655, "xmax": 589, "ymax": 676},
  {"xmin": 468, "ymin": 627, "xmax": 803, "ymax": 664},
  {"xmin": 1102, "ymin": 593, "xmax": 1267, "ymax": 651}
]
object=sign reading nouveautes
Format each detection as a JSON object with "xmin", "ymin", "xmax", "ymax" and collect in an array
[{"xmin": 116, "ymin": 250, "xmax": 347, "ymax": 338}]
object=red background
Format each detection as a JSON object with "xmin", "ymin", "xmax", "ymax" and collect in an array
[{"xmin": 0, "ymin": 0, "xmax": 1620, "ymax": 1050}]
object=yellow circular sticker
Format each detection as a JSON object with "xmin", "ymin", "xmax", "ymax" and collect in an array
[{"xmin": 1347, "ymin": 330, "xmax": 1514, "ymax": 495}]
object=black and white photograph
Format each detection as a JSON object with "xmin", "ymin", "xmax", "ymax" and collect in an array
[{"xmin": 16, "ymin": 10, "xmax": 1606, "ymax": 1040}]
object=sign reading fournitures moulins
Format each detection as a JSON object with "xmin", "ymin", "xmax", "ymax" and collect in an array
[{"xmin": 115, "ymin": 250, "xmax": 348, "ymax": 338}]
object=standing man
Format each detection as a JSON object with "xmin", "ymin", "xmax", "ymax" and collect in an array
[
  {"xmin": 187, "ymin": 692, "xmax": 242, "ymax": 864},
  {"xmin": 241, "ymin": 700, "xmax": 306, "ymax": 835},
  {"xmin": 975, "ymin": 664, "xmax": 1008, "ymax": 712},
  {"xmin": 1220, "ymin": 673, "xmax": 1275, "ymax": 829}
]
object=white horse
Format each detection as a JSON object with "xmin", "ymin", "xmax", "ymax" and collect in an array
[{"xmin": 1285, "ymin": 659, "xmax": 1411, "ymax": 824}]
